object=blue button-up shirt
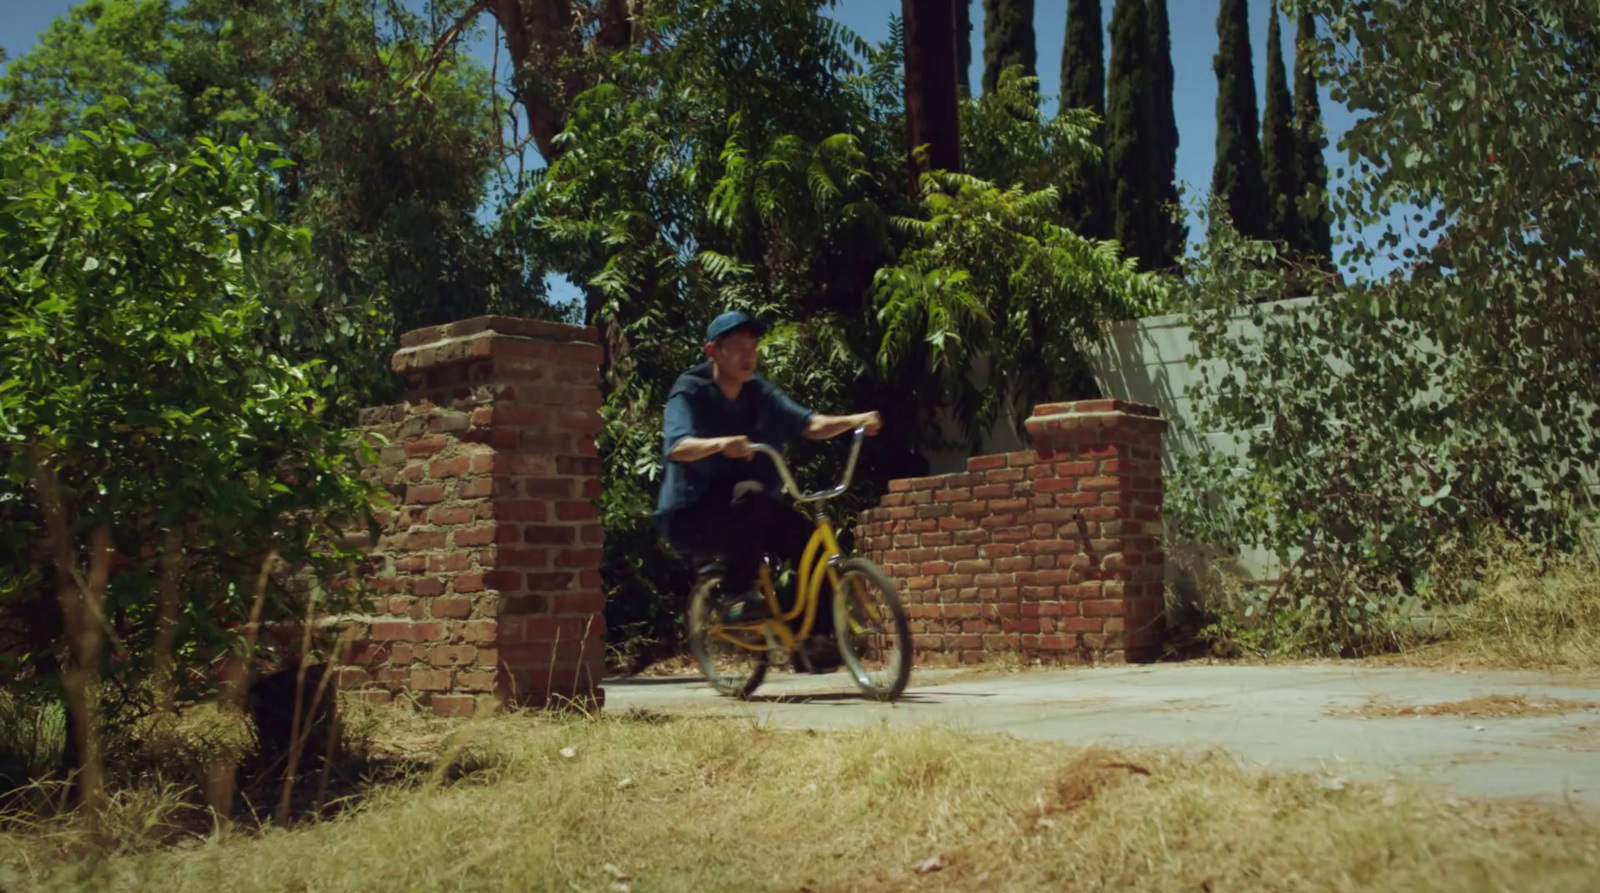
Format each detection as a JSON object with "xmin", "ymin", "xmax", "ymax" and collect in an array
[{"xmin": 654, "ymin": 362, "xmax": 814, "ymax": 543}]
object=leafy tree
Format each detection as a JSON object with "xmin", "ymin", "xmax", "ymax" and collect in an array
[
  {"xmin": 527, "ymin": 1, "xmax": 1156, "ymax": 664},
  {"xmin": 1175, "ymin": 0, "xmax": 1600, "ymax": 651},
  {"xmin": 0, "ymin": 108, "xmax": 379, "ymax": 808},
  {"xmin": 981, "ymin": 0, "xmax": 1036, "ymax": 95},
  {"xmin": 1211, "ymin": 0, "xmax": 1267, "ymax": 237},
  {"xmin": 1107, "ymin": 0, "xmax": 1153, "ymax": 266},
  {"xmin": 1060, "ymin": 0, "xmax": 1111, "ymax": 240},
  {"xmin": 1144, "ymin": 0, "xmax": 1185, "ymax": 270},
  {"xmin": 1261, "ymin": 0, "xmax": 1299, "ymax": 248},
  {"xmin": 1293, "ymin": 8, "xmax": 1333, "ymax": 263},
  {"xmin": 0, "ymin": 0, "xmax": 553, "ymax": 407}
]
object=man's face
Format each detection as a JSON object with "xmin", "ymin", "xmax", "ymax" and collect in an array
[{"xmin": 706, "ymin": 328, "xmax": 759, "ymax": 383}]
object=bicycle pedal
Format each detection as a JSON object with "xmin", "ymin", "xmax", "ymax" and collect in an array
[{"xmin": 760, "ymin": 624, "xmax": 790, "ymax": 666}]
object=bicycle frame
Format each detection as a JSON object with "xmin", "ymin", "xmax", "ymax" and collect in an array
[{"xmin": 706, "ymin": 428, "xmax": 865, "ymax": 655}]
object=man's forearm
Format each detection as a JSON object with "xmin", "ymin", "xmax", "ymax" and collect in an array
[
  {"xmin": 668, "ymin": 437, "xmax": 731, "ymax": 462},
  {"xmin": 804, "ymin": 413, "xmax": 868, "ymax": 440}
]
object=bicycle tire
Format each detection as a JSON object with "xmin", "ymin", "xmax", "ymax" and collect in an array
[
  {"xmin": 831, "ymin": 557, "xmax": 913, "ymax": 701},
  {"xmin": 687, "ymin": 572, "xmax": 768, "ymax": 699}
]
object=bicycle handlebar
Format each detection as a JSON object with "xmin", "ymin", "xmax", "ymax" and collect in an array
[{"xmin": 749, "ymin": 426, "xmax": 866, "ymax": 505}]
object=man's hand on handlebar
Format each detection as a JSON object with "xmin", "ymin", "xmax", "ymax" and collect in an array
[
  {"xmin": 720, "ymin": 435, "xmax": 754, "ymax": 459},
  {"xmin": 856, "ymin": 411, "xmax": 883, "ymax": 436}
]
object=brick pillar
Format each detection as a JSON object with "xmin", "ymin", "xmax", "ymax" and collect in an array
[
  {"xmin": 857, "ymin": 399, "xmax": 1167, "ymax": 664},
  {"xmin": 350, "ymin": 316, "xmax": 605, "ymax": 716},
  {"xmin": 1020, "ymin": 399, "xmax": 1167, "ymax": 662}
]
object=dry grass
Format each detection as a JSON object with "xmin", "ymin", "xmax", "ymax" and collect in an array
[
  {"xmin": 3, "ymin": 703, "xmax": 1598, "ymax": 893},
  {"xmin": 1396, "ymin": 540, "xmax": 1600, "ymax": 671},
  {"xmin": 1336, "ymin": 693, "xmax": 1600, "ymax": 719}
]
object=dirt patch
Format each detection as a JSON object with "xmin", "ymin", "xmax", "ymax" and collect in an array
[{"xmin": 1336, "ymin": 693, "xmax": 1600, "ymax": 719}]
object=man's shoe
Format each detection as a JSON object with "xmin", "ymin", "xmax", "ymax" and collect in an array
[{"xmin": 720, "ymin": 590, "xmax": 771, "ymax": 623}]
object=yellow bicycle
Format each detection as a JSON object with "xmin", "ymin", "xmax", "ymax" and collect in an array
[{"xmin": 686, "ymin": 427, "xmax": 913, "ymax": 702}]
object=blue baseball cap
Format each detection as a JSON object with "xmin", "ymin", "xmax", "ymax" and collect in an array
[{"xmin": 704, "ymin": 310, "xmax": 766, "ymax": 343}]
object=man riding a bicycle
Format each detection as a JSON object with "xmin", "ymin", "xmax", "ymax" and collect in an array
[{"xmin": 655, "ymin": 311, "xmax": 881, "ymax": 654}]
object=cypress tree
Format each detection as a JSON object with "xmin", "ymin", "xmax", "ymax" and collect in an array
[
  {"xmin": 1261, "ymin": 0, "xmax": 1299, "ymax": 246},
  {"xmin": 1294, "ymin": 9, "xmax": 1334, "ymax": 262},
  {"xmin": 1107, "ymin": 0, "xmax": 1153, "ymax": 265},
  {"xmin": 1145, "ymin": 0, "xmax": 1184, "ymax": 269},
  {"xmin": 1211, "ymin": 0, "xmax": 1268, "ymax": 237},
  {"xmin": 1061, "ymin": 0, "xmax": 1111, "ymax": 239},
  {"xmin": 981, "ymin": 0, "xmax": 1036, "ymax": 95},
  {"xmin": 956, "ymin": 0, "xmax": 973, "ymax": 99}
]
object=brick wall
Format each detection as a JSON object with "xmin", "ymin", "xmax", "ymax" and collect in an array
[
  {"xmin": 856, "ymin": 400, "xmax": 1167, "ymax": 664},
  {"xmin": 344, "ymin": 316, "xmax": 606, "ymax": 717}
]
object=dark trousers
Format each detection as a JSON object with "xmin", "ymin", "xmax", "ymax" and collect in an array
[{"xmin": 668, "ymin": 482, "xmax": 828, "ymax": 632}]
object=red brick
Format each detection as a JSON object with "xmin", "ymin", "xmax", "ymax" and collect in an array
[
  {"xmin": 579, "ymin": 524, "xmax": 603, "ymax": 544},
  {"xmin": 404, "ymin": 437, "xmax": 450, "ymax": 459},
  {"xmin": 495, "ymin": 500, "xmax": 547, "ymax": 523},
  {"xmin": 1082, "ymin": 600, "xmax": 1122, "ymax": 617},
  {"xmin": 453, "ymin": 523, "xmax": 500, "ymax": 547},
  {"xmin": 410, "ymin": 668, "xmax": 453, "ymax": 691},
  {"xmin": 369, "ymin": 621, "xmax": 444, "ymax": 642},
  {"xmin": 934, "ymin": 488, "xmax": 971, "ymax": 503},
  {"xmin": 526, "ymin": 572, "xmax": 575, "ymax": 590},
  {"xmin": 428, "ymin": 552, "xmax": 472, "ymax": 573},
  {"xmin": 456, "ymin": 670, "xmax": 497, "ymax": 693},
  {"xmin": 967, "ymin": 455, "xmax": 1008, "ymax": 472},
  {"xmin": 1060, "ymin": 617, "xmax": 1104, "ymax": 633},
  {"xmin": 888, "ymin": 479, "xmax": 912, "ymax": 493},
  {"xmin": 431, "ymin": 644, "xmax": 478, "ymax": 667},
  {"xmin": 1080, "ymin": 475, "xmax": 1122, "ymax": 491},
  {"xmin": 405, "ymin": 529, "xmax": 447, "ymax": 550},
  {"xmin": 430, "ymin": 455, "xmax": 471, "ymax": 478},
  {"xmin": 525, "ymin": 525, "xmax": 575, "ymax": 545},
  {"xmin": 1055, "ymin": 492, "xmax": 1099, "ymax": 507},
  {"xmin": 952, "ymin": 500, "xmax": 988, "ymax": 517},
  {"xmin": 972, "ymin": 484, "xmax": 1011, "ymax": 499},
  {"xmin": 428, "ymin": 505, "xmax": 475, "ymax": 526},
  {"xmin": 556, "ymin": 548, "xmax": 604, "ymax": 568},
  {"xmin": 410, "ymin": 577, "xmax": 447, "ymax": 597},
  {"xmin": 555, "ymin": 501, "xmax": 597, "ymax": 521},
  {"xmin": 406, "ymin": 484, "xmax": 446, "ymax": 505},
  {"xmin": 432, "ymin": 597, "xmax": 474, "ymax": 619},
  {"xmin": 483, "ymin": 570, "xmax": 522, "ymax": 590},
  {"xmin": 459, "ymin": 620, "xmax": 499, "ymax": 643}
]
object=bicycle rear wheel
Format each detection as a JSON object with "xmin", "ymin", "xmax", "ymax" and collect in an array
[
  {"xmin": 687, "ymin": 572, "xmax": 768, "ymax": 698},
  {"xmin": 831, "ymin": 557, "xmax": 912, "ymax": 701}
]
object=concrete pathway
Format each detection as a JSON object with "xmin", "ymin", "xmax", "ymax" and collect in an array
[{"xmin": 604, "ymin": 664, "xmax": 1600, "ymax": 807}]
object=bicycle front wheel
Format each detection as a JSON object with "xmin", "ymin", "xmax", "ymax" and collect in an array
[
  {"xmin": 831, "ymin": 557, "xmax": 913, "ymax": 701},
  {"xmin": 687, "ymin": 572, "xmax": 768, "ymax": 699}
]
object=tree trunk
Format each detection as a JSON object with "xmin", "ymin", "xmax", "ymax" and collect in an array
[
  {"xmin": 902, "ymin": 0, "xmax": 963, "ymax": 191},
  {"xmin": 486, "ymin": 0, "xmax": 639, "ymax": 162}
]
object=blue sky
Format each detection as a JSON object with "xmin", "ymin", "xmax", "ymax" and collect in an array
[{"xmin": 1, "ymin": 0, "xmax": 1361, "ymax": 295}]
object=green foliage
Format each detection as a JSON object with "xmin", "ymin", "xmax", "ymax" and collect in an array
[
  {"xmin": 1174, "ymin": 0, "xmax": 1600, "ymax": 653},
  {"xmin": 526, "ymin": 2, "xmax": 1154, "ymax": 663},
  {"xmin": 1144, "ymin": 0, "xmax": 1185, "ymax": 270},
  {"xmin": 1261, "ymin": 1, "xmax": 1299, "ymax": 251},
  {"xmin": 1059, "ymin": 0, "xmax": 1111, "ymax": 240},
  {"xmin": 1292, "ymin": 10, "xmax": 1333, "ymax": 263},
  {"xmin": 0, "ymin": 0, "xmax": 553, "ymax": 409},
  {"xmin": 0, "ymin": 109, "xmax": 379, "ymax": 719},
  {"xmin": 875, "ymin": 170, "xmax": 1163, "ymax": 451},
  {"xmin": 981, "ymin": 0, "xmax": 1037, "ymax": 95},
  {"xmin": 1211, "ymin": 0, "xmax": 1268, "ymax": 238}
]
